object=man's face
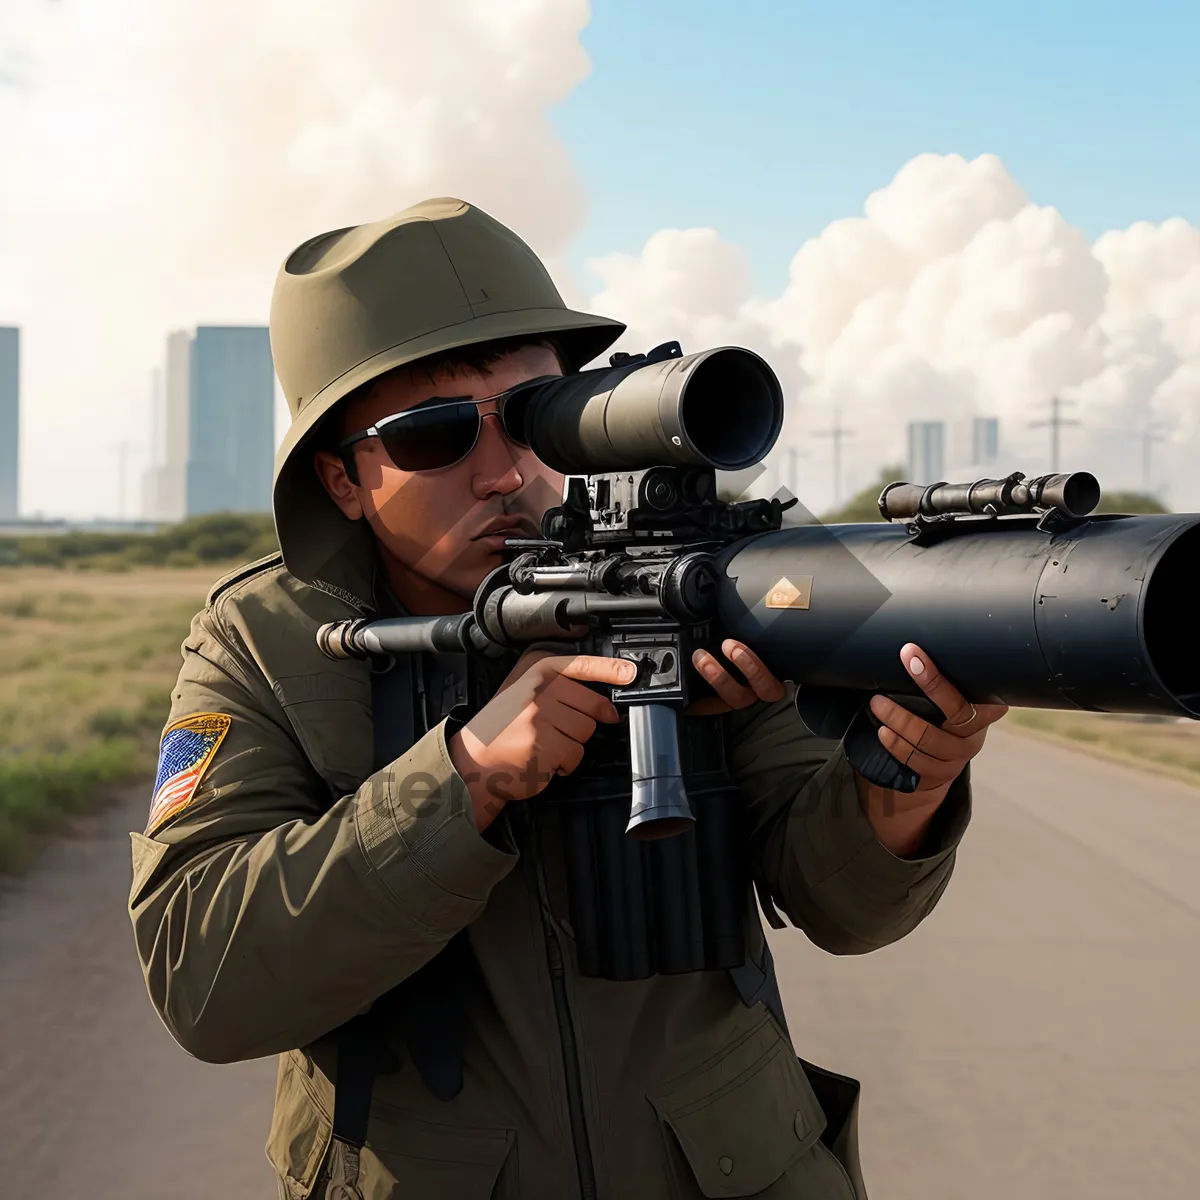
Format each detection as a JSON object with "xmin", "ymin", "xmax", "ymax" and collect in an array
[{"xmin": 314, "ymin": 344, "xmax": 566, "ymax": 614}]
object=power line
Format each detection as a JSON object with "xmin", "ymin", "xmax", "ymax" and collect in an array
[
  {"xmin": 1140, "ymin": 424, "xmax": 1167, "ymax": 493},
  {"xmin": 1029, "ymin": 396, "xmax": 1080, "ymax": 472},
  {"xmin": 811, "ymin": 412, "xmax": 855, "ymax": 506}
]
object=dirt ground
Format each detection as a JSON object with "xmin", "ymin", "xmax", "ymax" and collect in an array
[{"xmin": 0, "ymin": 726, "xmax": 1197, "ymax": 1198}]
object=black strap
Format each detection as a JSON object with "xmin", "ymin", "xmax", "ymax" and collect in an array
[
  {"xmin": 330, "ymin": 1015, "xmax": 381, "ymax": 1151},
  {"xmin": 728, "ymin": 928, "xmax": 789, "ymax": 1038},
  {"xmin": 330, "ymin": 656, "xmax": 473, "ymax": 1159},
  {"xmin": 371, "ymin": 654, "xmax": 415, "ymax": 766}
]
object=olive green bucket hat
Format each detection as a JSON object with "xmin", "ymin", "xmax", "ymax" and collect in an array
[{"xmin": 270, "ymin": 197, "xmax": 625, "ymax": 588}]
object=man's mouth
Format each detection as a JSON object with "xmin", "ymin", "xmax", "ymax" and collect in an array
[{"xmin": 471, "ymin": 516, "xmax": 536, "ymax": 542}]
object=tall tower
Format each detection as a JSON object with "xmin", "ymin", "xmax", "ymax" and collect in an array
[
  {"xmin": 971, "ymin": 416, "xmax": 999, "ymax": 467},
  {"xmin": 907, "ymin": 420, "xmax": 945, "ymax": 484},
  {"xmin": 0, "ymin": 327, "xmax": 18, "ymax": 520},
  {"xmin": 186, "ymin": 326, "xmax": 275, "ymax": 516},
  {"xmin": 141, "ymin": 331, "xmax": 192, "ymax": 521}
]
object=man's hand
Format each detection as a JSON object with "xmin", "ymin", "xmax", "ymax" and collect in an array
[
  {"xmin": 448, "ymin": 649, "xmax": 635, "ymax": 832},
  {"xmin": 688, "ymin": 640, "xmax": 786, "ymax": 716},
  {"xmin": 857, "ymin": 642, "xmax": 1008, "ymax": 857}
]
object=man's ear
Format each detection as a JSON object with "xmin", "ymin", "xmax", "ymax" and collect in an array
[{"xmin": 313, "ymin": 450, "xmax": 364, "ymax": 521}]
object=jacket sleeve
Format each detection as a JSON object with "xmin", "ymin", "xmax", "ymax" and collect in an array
[
  {"xmin": 724, "ymin": 684, "xmax": 971, "ymax": 955},
  {"xmin": 128, "ymin": 609, "xmax": 517, "ymax": 1065}
]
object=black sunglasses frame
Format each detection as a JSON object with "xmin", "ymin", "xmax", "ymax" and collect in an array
[{"xmin": 337, "ymin": 377, "xmax": 555, "ymax": 473}]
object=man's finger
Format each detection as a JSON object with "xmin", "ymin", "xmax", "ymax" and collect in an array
[
  {"xmin": 551, "ymin": 655, "xmax": 639, "ymax": 687},
  {"xmin": 538, "ymin": 725, "xmax": 586, "ymax": 778},
  {"xmin": 693, "ymin": 649, "xmax": 756, "ymax": 709},
  {"xmin": 719, "ymin": 640, "xmax": 787, "ymax": 702},
  {"xmin": 964, "ymin": 703, "xmax": 1010, "ymax": 730},
  {"xmin": 494, "ymin": 647, "xmax": 558, "ymax": 695},
  {"xmin": 900, "ymin": 643, "xmax": 975, "ymax": 726},
  {"xmin": 869, "ymin": 694, "xmax": 987, "ymax": 760},
  {"xmin": 544, "ymin": 698, "xmax": 599, "ymax": 745},
  {"xmin": 877, "ymin": 726, "xmax": 961, "ymax": 790},
  {"xmin": 548, "ymin": 676, "xmax": 622, "ymax": 723}
]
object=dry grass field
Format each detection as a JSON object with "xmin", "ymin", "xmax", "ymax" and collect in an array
[
  {"xmin": 0, "ymin": 566, "xmax": 222, "ymax": 869},
  {"xmin": 1005, "ymin": 706, "xmax": 1200, "ymax": 785}
]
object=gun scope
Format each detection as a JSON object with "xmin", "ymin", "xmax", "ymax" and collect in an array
[
  {"xmin": 879, "ymin": 472, "xmax": 1102, "ymax": 521},
  {"xmin": 503, "ymin": 342, "xmax": 784, "ymax": 475}
]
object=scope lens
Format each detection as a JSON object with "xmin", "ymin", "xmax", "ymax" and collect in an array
[
  {"xmin": 1061, "ymin": 473, "xmax": 1101, "ymax": 516},
  {"xmin": 679, "ymin": 349, "xmax": 783, "ymax": 470}
]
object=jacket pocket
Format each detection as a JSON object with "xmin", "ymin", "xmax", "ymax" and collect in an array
[
  {"xmin": 801, "ymin": 1057, "xmax": 867, "ymax": 1199},
  {"xmin": 265, "ymin": 1052, "xmax": 334, "ymax": 1200},
  {"xmin": 649, "ymin": 1017, "xmax": 857, "ymax": 1199},
  {"xmin": 272, "ymin": 673, "xmax": 374, "ymax": 793},
  {"xmin": 360, "ymin": 1107, "xmax": 517, "ymax": 1200}
]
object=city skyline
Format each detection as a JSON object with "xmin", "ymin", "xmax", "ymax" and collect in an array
[
  {"xmin": 136, "ymin": 326, "xmax": 275, "ymax": 524},
  {"xmin": 0, "ymin": 309, "xmax": 1166, "ymax": 526}
]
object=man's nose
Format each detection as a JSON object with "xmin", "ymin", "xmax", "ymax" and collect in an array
[{"xmin": 471, "ymin": 411, "xmax": 524, "ymax": 498}]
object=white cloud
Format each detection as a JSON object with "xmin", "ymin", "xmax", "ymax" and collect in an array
[
  {"xmin": 592, "ymin": 153, "xmax": 1200, "ymax": 511},
  {"xmin": 3, "ymin": 5, "xmax": 1198, "ymax": 521},
  {"xmin": 0, "ymin": 0, "xmax": 591, "ymax": 518}
]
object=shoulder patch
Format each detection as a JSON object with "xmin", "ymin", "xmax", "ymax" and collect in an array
[
  {"xmin": 206, "ymin": 551, "xmax": 285, "ymax": 607},
  {"xmin": 146, "ymin": 713, "xmax": 231, "ymax": 833}
]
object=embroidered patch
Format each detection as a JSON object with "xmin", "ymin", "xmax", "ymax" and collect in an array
[{"xmin": 147, "ymin": 713, "xmax": 231, "ymax": 832}]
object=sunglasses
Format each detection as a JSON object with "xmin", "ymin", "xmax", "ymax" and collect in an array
[{"xmin": 339, "ymin": 380, "xmax": 553, "ymax": 473}]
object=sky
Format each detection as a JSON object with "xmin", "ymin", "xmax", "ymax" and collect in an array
[
  {"xmin": 557, "ymin": 0, "xmax": 1200, "ymax": 295},
  {"xmin": 1, "ymin": 0, "xmax": 1198, "ymax": 519}
]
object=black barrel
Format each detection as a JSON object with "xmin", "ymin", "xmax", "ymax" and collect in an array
[{"xmin": 714, "ymin": 512, "xmax": 1200, "ymax": 717}]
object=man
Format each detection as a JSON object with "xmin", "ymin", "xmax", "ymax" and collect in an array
[{"xmin": 129, "ymin": 197, "xmax": 1004, "ymax": 1200}]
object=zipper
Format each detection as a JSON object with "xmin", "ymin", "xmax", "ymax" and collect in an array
[{"xmin": 521, "ymin": 805, "xmax": 599, "ymax": 1200}]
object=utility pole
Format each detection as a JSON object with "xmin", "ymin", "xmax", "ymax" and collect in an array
[
  {"xmin": 782, "ymin": 445, "xmax": 810, "ymax": 496},
  {"xmin": 1140, "ymin": 424, "xmax": 1166, "ymax": 493},
  {"xmin": 1029, "ymin": 396, "xmax": 1080, "ymax": 472},
  {"xmin": 812, "ymin": 411, "xmax": 855, "ymax": 507}
]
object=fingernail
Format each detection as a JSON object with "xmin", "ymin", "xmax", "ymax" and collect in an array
[
  {"xmin": 619, "ymin": 661, "xmax": 637, "ymax": 681},
  {"xmin": 907, "ymin": 655, "xmax": 925, "ymax": 676},
  {"xmin": 730, "ymin": 647, "xmax": 749, "ymax": 666}
]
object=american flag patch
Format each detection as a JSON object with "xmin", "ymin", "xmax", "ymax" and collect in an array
[{"xmin": 147, "ymin": 713, "xmax": 231, "ymax": 833}]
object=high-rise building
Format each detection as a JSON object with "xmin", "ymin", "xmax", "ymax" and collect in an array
[
  {"xmin": 142, "ymin": 331, "xmax": 193, "ymax": 521},
  {"xmin": 185, "ymin": 326, "xmax": 275, "ymax": 516},
  {"xmin": 971, "ymin": 416, "xmax": 1000, "ymax": 467},
  {"xmin": 907, "ymin": 420, "xmax": 945, "ymax": 484},
  {"xmin": 0, "ymin": 327, "xmax": 18, "ymax": 520}
]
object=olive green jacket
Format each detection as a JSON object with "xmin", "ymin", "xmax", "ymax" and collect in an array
[{"xmin": 128, "ymin": 552, "xmax": 970, "ymax": 1200}]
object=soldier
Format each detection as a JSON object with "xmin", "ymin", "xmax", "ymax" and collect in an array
[{"xmin": 129, "ymin": 197, "xmax": 1005, "ymax": 1199}]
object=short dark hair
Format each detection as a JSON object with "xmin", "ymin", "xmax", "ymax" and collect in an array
[{"xmin": 314, "ymin": 334, "xmax": 563, "ymax": 484}]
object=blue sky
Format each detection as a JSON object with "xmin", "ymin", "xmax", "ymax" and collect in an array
[{"xmin": 554, "ymin": 0, "xmax": 1200, "ymax": 296}]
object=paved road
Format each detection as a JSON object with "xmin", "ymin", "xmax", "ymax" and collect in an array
[
  {"xmin": 0, "ymin": 798, "xmax": 277, "ymax": 1199},
  {"xmin": 774, "ymin": 726, "xmax": 1200, "ymax": 1199},
  {"xmin": 1, "ymin": 727, "xmax": 1197, "ymax": 1198}
]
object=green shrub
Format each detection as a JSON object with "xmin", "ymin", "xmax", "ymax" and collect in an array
[
  {"xmin": 0, "ymin": 596, "xmax": 38, "ymax": 618},
  {"xmin": 0, "ymin": 512, "xmax": 278, "ymax": 571},
  {"xmin": 0, "ymin": 739, "xmax": 143, "ymax": 872},
  {"xmin": 88, "ymin": 708, "xmax": 142, "ymax": 737}
]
